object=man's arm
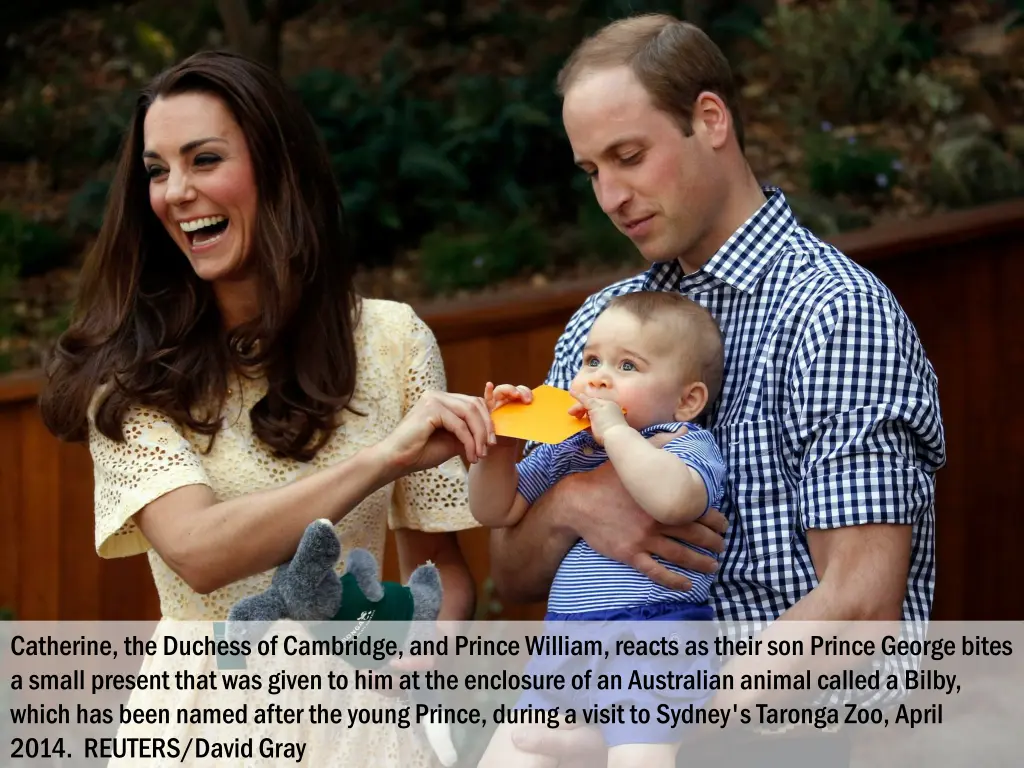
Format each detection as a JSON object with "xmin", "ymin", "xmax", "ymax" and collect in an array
[
  {"xmin": 791, "ymin": 524, "xmax": 912, "ymax": 621},
  {"xmin": 488, "ymin": 479, "xmax": 580, "ymax": 605},
  {"xmin": 710, "ymin": 523, "xmax": 913, "ymax": 711},
  {"xmin": 395, "ymin": 528, "xmax": 477, "ymax": 622},
  {"xmin": 712, "ymin": 290, "xmax": 944, "ymax": 706},
  {"xmin": 778, "ymin": 289, "xmax": 941, "ymax": 624},
  {"xmin": 786, "ymin": 290, "xmax": 943, "ymax": 619}
]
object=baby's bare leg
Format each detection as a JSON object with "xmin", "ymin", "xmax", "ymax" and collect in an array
[
  {"xmin": 476, "ymin": 723, "xmax": 560, "ymax": 768},
  {"xmin": 606, "ymin": 742, "xmax": 679, "ymax": 768}
]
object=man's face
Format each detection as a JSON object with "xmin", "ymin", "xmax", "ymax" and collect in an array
[{"xmin": 562, "ymin": 66, "xmax": 722, "ymax": 266}]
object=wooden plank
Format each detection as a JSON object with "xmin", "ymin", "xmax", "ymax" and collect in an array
[
  {"xmin": 417, "ymin": 268, "xmax": 637, "ymax": 345},
  {"xmin": 0, "ymin": 407, "xmax": 22, "ymax": 616},
  {"xmin": 831, "ymin": 197, "xmax": 1024, "ymax": 267},
  {"xmin": 970, "ymin": 239, "xmax": 1024, "ymax": 620},
  {"xmin": 523, "ymin": 325, "xmax": 564, "ymax": 384},
  {"xmin": 18, "ymin": 406, "xmax": 60, "ymax": 619},
  {"xmin": 438, "ymin": 337, "xmax": 491, "ymax": 396},
  {"xmin": 963, "ymin": 256, "xmax": 1002, "ymax": 620},
  {"xmin": 57, "ymin": 441, "xmax": 100, "ymax": 619},
  {"xmin": 0, "ymin": 370, "xmax": 42, "ymax": 404},
  {"xmin": 99, "ymin": 553, "xmax": 162, "ymax": 621}
]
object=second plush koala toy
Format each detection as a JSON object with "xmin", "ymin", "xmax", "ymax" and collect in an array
[{"xmin": 224, "ymin": 518, "xmax": 457, "ymax": 766}]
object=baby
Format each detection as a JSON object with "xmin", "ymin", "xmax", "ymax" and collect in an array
[{"xmin": 469, "ymin": 290, "xmax": 727, "ymax": 768}]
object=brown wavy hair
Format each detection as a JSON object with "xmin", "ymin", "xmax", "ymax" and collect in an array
[{"xmin": 39, "ymin": 50, "xmax": 361, "ymax": 462}]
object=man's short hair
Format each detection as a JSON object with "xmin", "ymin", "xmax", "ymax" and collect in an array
[
  {"xmin": 556, "ymin": 13, "xmax": 745, "ymax": 152},
  {"xmin": 603, "ymin": 291, "xmax": 725, "ymax": 411}
]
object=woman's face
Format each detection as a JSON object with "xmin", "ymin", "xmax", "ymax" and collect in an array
[{"xmin": 143, "ymin": 91, "xmax": 259, "ymax": 288}]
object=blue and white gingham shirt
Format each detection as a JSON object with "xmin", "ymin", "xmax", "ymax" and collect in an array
[
  {"xmin": 540, "ymin": 188, "xmax": 945, "ymax": 625},
  {"xmin": 517, "ymin": 423, "xmax": 726, "ymax": 614}
]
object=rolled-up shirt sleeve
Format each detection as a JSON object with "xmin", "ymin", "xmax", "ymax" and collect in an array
[{"xmin": 790, "ymin": 290, "xmax": 946, "ymax": 531}]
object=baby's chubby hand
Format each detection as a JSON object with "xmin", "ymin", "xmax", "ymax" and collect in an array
[
  {"xmin": 484, "ymin": 382, "xmax": 533, "ymax": 413},
  {"xmin": 569, "ymin": 389, "xmax": 630, "ymax": 445},
  {"xmin": 483, "ymin": 382, "xmax": 533, "ymax": 449}
]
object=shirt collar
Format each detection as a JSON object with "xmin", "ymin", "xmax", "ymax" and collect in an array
[{"xmin": 643, "ymin": 186, "xmax": 798, "ymax": 295}]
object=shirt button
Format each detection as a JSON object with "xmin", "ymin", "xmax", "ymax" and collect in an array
[{"xmin": 582, "ymin": 446, "xmax": 595, "ymax": 456}]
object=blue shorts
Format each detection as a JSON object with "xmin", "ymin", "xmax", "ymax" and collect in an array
[{"xmin": 516, "ymin": 601, "xmax": 718, "ymax": 747}]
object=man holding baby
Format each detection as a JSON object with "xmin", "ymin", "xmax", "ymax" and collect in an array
[{"xmin": 477, "ymin": 13, "xmax": 946, "ymax": 768}]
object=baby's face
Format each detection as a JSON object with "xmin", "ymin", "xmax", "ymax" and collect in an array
[{"xmin": 570, "ymin": 307, "xmax": 693, "ymax": 429}]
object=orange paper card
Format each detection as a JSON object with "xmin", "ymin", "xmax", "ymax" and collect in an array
[{"xmin": 491, "ymin": 385, "xmax": 590, "ymax": 444}]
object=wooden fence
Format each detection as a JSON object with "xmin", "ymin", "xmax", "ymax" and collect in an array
[{"xmin": 2, "ymin": 197, "xmax": 1023, "ymax": 622}]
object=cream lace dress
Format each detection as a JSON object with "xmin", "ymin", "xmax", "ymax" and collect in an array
[{"xmin": 89, "ymin": 299, "xmax": 480, "ymax": 766}]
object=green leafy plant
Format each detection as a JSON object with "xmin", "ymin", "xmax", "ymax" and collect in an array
[
  {"xmin": 895, "ymin": 68, "xmax": 964, "ymax": 121},
  {"xmin": 930, "ymin": 135, "xmax": 1024, "ymax": 209},
  {"xmin": 0, "ymin": 79, "xmax": 59, "ymax": 163},
  {"xmin": 0, "ymin": 209, "xmax": 70, "ymax": 278},
  {"xmin": 803, "ymin": 126, "xmax": 903, "ymax": 199},
  {"xmin": 0, "ymin": 264, "xmax": 17, "ymax": 368},
  {"xmin": 1005, "ymin": 0, "xmax": 1024, "ymax": 29},
  {"xmin": 293, "ymin": 54, "xmax": 461, "ymax": 268},
  {"xmin": 751, "ymin": 0, "xmax": 918, "ymax": 127},
  {"xmin": 571, "ymin": 176, "xmax": 636, "ymax": 267},
  {"xmin": 705, "ymin": 2, "xmax": 768, "ymax": 48},
  {"xmin": 292, "ymin": 42, "xmax": 579, "ymax": 274},
  {"xmin": 418, "ymin": 212, "xmax": 550, "ymax": 295}
]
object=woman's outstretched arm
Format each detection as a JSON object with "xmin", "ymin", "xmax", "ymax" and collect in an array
[{"xmin": 133, "ymin": 391, "xmax": 492, "ymax": 595}]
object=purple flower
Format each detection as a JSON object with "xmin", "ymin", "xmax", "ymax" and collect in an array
[
  {"xmin": 891, "ymin": 160, "xmax": 903, "ymax": 171},
  {"xmin": 875, "ymin": 173, "xmax": 889, "ymax": 188},
  {"xmin": 821, "ymin": 121, "xmax": 833, "ymax": 132}
]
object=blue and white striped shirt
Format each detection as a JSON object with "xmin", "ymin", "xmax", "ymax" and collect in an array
[
  {"xmin": 540, "ymin": 188, "xmax": 946, "ymax": 624},
  {"xmin": 517, "ymin": 422, "xmax": 726, "ymax": 614}
]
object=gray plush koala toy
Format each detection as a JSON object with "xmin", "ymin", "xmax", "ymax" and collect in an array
[{"xmin": 224, "ymin": 518, "xmax": 457, "ymax": 766}]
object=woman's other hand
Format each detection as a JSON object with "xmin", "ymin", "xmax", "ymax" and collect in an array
[{"xmin": 378, "ymin": 391, "xmax": 494, "ymax": 476}]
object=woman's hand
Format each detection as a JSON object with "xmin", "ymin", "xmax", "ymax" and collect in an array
[{"xmin": 377, "ymin": 391, "xmax": 494, "ymax": 477}]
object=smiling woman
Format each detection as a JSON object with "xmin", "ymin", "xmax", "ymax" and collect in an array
[
  {"xmin": 35, "ymin": 51, "xmax": 487, "ymax": 768},
  {"xmin": 39, "ymin": 52, "xmax": 366, "ymax": 458},
  {"xmin": 142, "ymin": 93, "xmax": 258, "ymax": 313}
]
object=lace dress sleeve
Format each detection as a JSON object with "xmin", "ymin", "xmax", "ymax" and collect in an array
[
  {"xmin": 89, "ymin": 403, "xmax": 211, "ymax": 558},
  {"xmin": 387, "ymin": 306, "xmax": 480, "ymax": 533}
]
